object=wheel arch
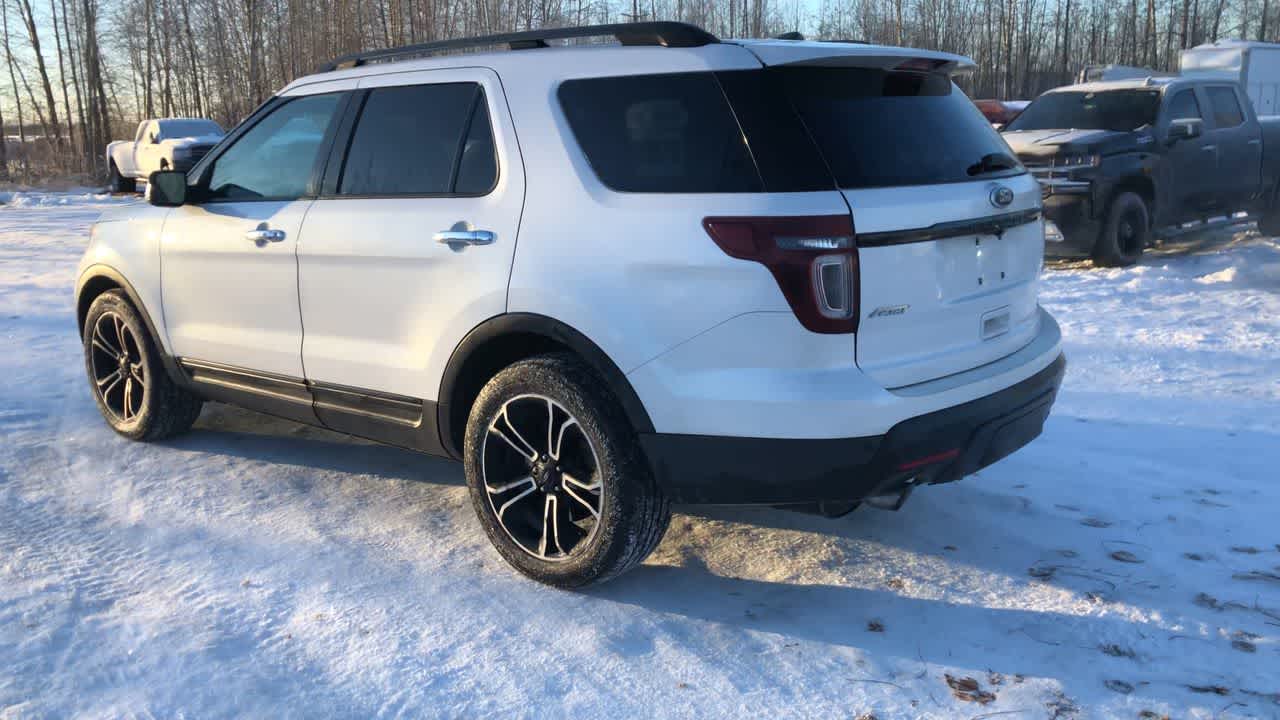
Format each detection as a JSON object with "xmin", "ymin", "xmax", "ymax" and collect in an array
[
  {"xmin": 1109, "ymin": 174, "xmax": 1156, "ymax": 223},
  {"xmin": 76, "ymin": 266, "xmax": 183, "ymax": 383},
  {"xmin": 436, "ymin": 313, "xmax": 655, "ymax": 460}
]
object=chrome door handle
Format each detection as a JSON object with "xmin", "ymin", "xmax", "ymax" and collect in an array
[
  {"xmin": 1248, "ymin": 138, "xmax": 1262, "ymax": 145},
  {"xmin": 1201, "ymin": 144, "xmax": 1218, "ymax": 151},
  {"xmin": 245, "ymin": 229, "xmax": 286, "ymax": 245},
  {"xmin": 434, "ymin": 229, "xmax": 495, "ymax": 249}
]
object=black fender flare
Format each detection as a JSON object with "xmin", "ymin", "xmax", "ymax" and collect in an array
[
  {"xmin": 75, "ymin": 264, "xmax": 187, "ymax": 387},
  {"xmin": 435, "ymin": 313, "xmax": 655, "ymax": 460}
]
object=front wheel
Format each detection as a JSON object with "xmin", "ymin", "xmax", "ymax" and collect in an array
[
  {"xmin": 82, "ymin": 290, "xmax": 203, "ymax": 440},
  {"xmin": 1092, "ymin": 192, "xmax": 1148, "ymax": 267},
  {"xmin": 463, "ymin": 354, "xmax": 671, "ymax": 587}
]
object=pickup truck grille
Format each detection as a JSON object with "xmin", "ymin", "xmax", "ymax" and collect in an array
[
  {"xmin": 187, "ymin": 145, "xmax": 212, "ymax": 163},
  {"xmin": 1017, "ymin": 156, "xmax": 1090, "ymax": 196}
]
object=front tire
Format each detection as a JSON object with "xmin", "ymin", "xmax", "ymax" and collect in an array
[
  {"xmin": 108, "ymin": 161, "xmax": 135, "ymax": 194},
  {"xmin": 82, "ymin": 290, "xmax": 203, "ymax": 441},
  {"xmin": 1092, "ymin": 192, "xmax": 1148, "ymax": 267},
  {"xmin": 463, "ymin": 353, "xmax": 670, "ymax": 588}
]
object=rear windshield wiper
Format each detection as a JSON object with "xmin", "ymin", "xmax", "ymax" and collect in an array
[{"xmin": 966, "ymin": 152, "xmax": 1020, "ymax": 176}]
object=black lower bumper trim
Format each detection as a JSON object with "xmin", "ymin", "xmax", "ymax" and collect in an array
[
  {"xmin": 1043, "ymin": 193, "xmax": 1099, "ymax": 256},
  {"xmin": 640, "ymin": 353, "xmax": 1066, "ymax": 505}
]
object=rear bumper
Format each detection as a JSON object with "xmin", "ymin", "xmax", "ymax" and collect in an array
[{"xmin": 640, "ymin": 352, "xmax": 1065, "ymax": 504}]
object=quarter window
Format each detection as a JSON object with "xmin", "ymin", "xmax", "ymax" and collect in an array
[
  {"xmin": 338, "ymin": 82, "xmax": 497, "ymax": 196},
  {"xmin": 206, "ymin": 92, "xmax": 343, "ymax": 201},
  {"xmin": 1167, "ymin": 90, "xmax": 1202, "ymax": 121},
  {"xmin": 1206, "ymin": 86, "xmax": 1245, "ymax": 128},
  {"xmin": 558, "ymin": 73, "xmax": 762, "ymax": 193}
]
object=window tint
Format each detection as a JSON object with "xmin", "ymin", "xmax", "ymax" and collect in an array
[
  {"xmin": 780, "ymin": 67, "xmax": 1021, "ymax": 189},
  {"xmin": 159, "ymin": 119, "xmax": 223, "ymax": 138},
  {"xmin": 1007, "ymin": 90, "xmax": 1160, "ymax": 132},
  {"xmin": 558, "ymin": 73, "xmax": 761, "ymax": 193},
  {"xmin": 454, "ymin": 97, "xmax": 498, "ymax": 194},
  {"xmin": 1167, "ymin": 90, "xmax": 1202, "ymax": 121},
  {"xmin": 207, "ymin": 93, "xmax": 342, "ymax": 201},
  {"xmin": 1206, "ymin": 86, "xmax": 1244, "ymax": 128},
  {"xmin": 715, "ymin": 70, "xmax": 834, "ymax": 192},
  {"xmin": 339, "ymin": 83, "xmax": 491, "ymax": 196}
]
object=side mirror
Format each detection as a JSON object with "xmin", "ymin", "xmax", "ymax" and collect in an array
[
  {"xmin": 1168, "ymin": 118, "xmax": 1203, "ymax": 142},
  {"xmin": 150, "ymin": 133, "xmax": 160, "ymax": 144},
  {"xmin": 148, "ymin": 170, "xmax": 188, "ymax": 207}
]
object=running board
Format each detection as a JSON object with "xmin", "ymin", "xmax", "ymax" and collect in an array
[{"xmin": 1154, "ymin": 212, "xmax": 1255, "ymax": 240}]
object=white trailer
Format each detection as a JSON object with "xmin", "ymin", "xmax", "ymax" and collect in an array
[{"xmin": 1181, "ymin": 40, "xmax": 1280, "ymax": 116}]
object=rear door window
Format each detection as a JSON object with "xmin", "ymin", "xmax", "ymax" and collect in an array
[
  {"xmin": 338, "ymin": 82, "xmax": 496, "ymax": 196},
  {"xmin": 558, "ymin": 73, "xmax": 762, "ymax": 193},
  {"xmin": 1205, "ymin": 86, "xmax": 1245, "ymax": 128},
  {"xmin": 776, "ymin": 67, "xmax": 1022, "ymax": 189}
]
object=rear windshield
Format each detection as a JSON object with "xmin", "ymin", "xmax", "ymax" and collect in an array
[
  {"xmin": 776, "ymin": 67, "xmax": 1021, "ymax": 189},
  {"xmin": 558, "ymin": 67, "xmax": 1018, "ymax": 193},
  {"xmin": 1005, "ymin": 90, "xmax": 1161, "ymax": 132},
  {"xmin": 159, "ymin": 119, "xmax": 223, "ymax": 138}
]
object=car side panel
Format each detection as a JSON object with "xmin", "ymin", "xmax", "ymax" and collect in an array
[
  {"xmin": 75, "ymin": 206, "xmax": 173, "ymax": 351},
  {"xmin": 500, "ymin": 58, "xmax": 852, "ymax": 376}
]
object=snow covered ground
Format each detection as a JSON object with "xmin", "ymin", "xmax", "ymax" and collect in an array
[{"xmin": 1, "ymin": 191, "xmax": 1278, "ymax": 719}]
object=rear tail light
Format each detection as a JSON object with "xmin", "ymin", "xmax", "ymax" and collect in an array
[{"xmin": 702, "ymin": 215, "xmax": 859, "ymax": 333}]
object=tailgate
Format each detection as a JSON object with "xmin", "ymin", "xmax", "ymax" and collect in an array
[
  {"xmin": 849, "ymin": 177, "xmax": 1044, "ymax": 388},
  {"xmin": 766, "ymin": 62, "xmax": 1045, "ymax": 389}
]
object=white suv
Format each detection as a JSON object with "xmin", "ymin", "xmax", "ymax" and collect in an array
[{"xmin": 75, "ymin": 22, "xmax": 1065, "ymax": 587}]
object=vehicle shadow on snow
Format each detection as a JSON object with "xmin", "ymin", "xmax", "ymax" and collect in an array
[
  {"xmin": 163, "ymin": 403, "xmax": 461, "ymax": 486},
  {"xmin": 591, "ymin": 547, "xmax": 1151, "ymax": 692}
]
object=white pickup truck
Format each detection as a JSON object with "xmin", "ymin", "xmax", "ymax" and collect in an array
[{"xmin": 106, "ymin": 118, "xmax": 224, "ymax": 192}]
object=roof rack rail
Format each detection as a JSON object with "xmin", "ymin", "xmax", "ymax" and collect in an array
[{"xmin": 317, "ymin": 21, "xmax": 719, "ymax": 72}]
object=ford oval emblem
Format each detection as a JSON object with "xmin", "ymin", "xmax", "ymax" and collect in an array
[{"xmin": 990, "ymin": 186, "xmax": 1015, "ymax": 208}]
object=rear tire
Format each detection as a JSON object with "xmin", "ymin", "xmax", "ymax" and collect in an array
[
  {"xmin": 108, "ymin": 161, "xmax": 135, "ymax": 194},
  {"xmin": 1092, "ymin": 192, "xmax": 1148, "ymax": 267},
  {"xmin": 82, "ymin": 290, "xmax": 203, "ymax": 441},
  {"xmin": 463, "ymin": 353, "xmax": 671, "ymax": 588}
]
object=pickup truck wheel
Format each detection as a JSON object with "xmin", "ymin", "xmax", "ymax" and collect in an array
[
  {"xmin": 108, "ymin": 161, "xmax": 135, "ymax": 193},
  {"xmin": 82, "ymin": 290, "xmax": 203, "ymax": 441},
  {"xmin": 1092, "ymin": 192, "xmax": 1148, "ymax": 267},
  {"xmin": 463, "ymin": 353, "xmax": 671, "ymax": 588}
]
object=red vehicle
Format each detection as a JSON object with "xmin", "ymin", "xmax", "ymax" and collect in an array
[{"xmin": 974, "ymin": 99, "xmax": 1030, "ymax": 127}]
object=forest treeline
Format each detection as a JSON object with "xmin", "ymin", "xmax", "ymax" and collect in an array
[{"xmin": 0, "ymin": 0, "xmax": 1269, "ymax": 182}]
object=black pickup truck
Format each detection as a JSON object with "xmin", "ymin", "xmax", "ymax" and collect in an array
[{"xmin": 1002, "ymin": 77, "xmax": 1280, "ymax": 266}]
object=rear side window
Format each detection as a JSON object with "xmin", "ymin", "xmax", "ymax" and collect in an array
[
  {"xmin": 779, "ymin": 67, "xmax": 1021, "ymax": 189},
  {"xmin": 1205, "ymin": 86, "xmax": 1244, "ymax": 128},
  {"xmin": 558, "ymin": 73, "xmax": 762, "ymax": 193},
  {"xmin": 1166, "ymin": 89, "xmax": 1203, "ymax": 121},
  {"xmin": 339, "ymin": 82, "xmax": 497, "ymax": 196}
]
